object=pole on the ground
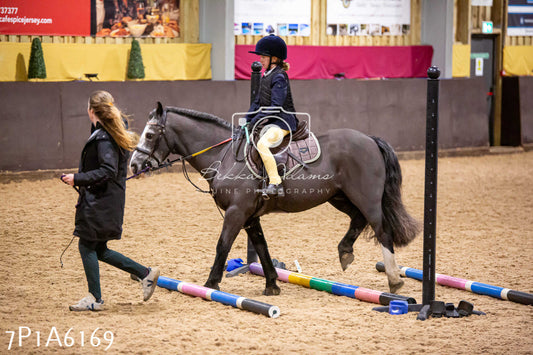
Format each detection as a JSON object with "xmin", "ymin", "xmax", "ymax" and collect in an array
[
  {"xmin": 247, "ymin": 61, "xmax": 262, "ymax": 265},
  {"xmin": 250, "ymin": 263, "xmax": 417, "ymax": 306},
  {"xmin": 422, "ymin": 66, "xmax": 441, "ymax": 306},
  {"xmin": 375, "ymin": 262, "xmax": 533, "ymax": 306},
  {"xmin": 157, "ymin": 276, "xmax": 280, "ymax": 318}
]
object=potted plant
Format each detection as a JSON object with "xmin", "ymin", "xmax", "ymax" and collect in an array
[
  {"xmin": 127, "ymin": 39, "xmax": 145, "ymax": 80},
  {"xmin": 28, "ymin": 38, "xmax": 47, "ymax": 80}
]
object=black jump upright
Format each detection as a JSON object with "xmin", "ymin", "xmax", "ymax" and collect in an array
[
  {"xmin": 373, "ymin": 68, "xmax": 441, "ymax": 317},
  {"xmin": 422, "ymin": 66, "xmax": 441, "ymax": 307},
  {"xmin": 250, "ymin": 61, "xmax": 262, "ymax": 105},
  {"xmin": 246, "ymin": 61, "xmax": 263, "ymax": 265}
]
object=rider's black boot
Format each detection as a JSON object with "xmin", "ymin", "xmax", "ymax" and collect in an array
[{"xmin": 262, "ymin": 183, "xmax": 284, "ymax": 199}]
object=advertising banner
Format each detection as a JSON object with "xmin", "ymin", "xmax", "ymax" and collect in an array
[
  {"xmin": 508, "ymin": 0, "xmax": 533, "ymax": 36},
  {"xmin": 0, "ymin": 0, "xmax": 179, "ymax": 38},
  {"xmin": 94, "ymin": 0, "xmax": 179, "ymax": 38},
  {"xmin": 0, "ymin": 0, "xmax": 91, "ymax": 36},
  {"xmin": 326, "ymin": 0, "xmax": 410, "ymax": 36},
  {"xmin": 234, "ymin": 0, "xmax": 311, "ymax": 36}
]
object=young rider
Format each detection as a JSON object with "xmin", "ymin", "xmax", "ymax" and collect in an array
[{"xmin": 246, "ymin": 34, "xmax": 298, "ymax": 197}]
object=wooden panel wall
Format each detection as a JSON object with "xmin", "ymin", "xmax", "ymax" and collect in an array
[
  {"xmin": 455, "ymin": 0, "xmax": 471, "ymax": 44},
  {"xmin": 0, "ymin": 0, "xmax": 199, "ymax": 45},
  {"xmin": 235, "ymin": 0, "xmax": 422, "ymax": 47},
  {"xmin": 465, "ymin": 0, "xmax": 533, "ymax": 46}
]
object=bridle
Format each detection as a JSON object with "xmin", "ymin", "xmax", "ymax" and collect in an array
[{"xmin": 134, "ymin": 109, "xmax": 172, "ymax": 168}]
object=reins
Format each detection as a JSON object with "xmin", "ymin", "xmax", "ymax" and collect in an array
[{"xmin": 126, "ymin": 137, "xmax": 233, "ymax": 181}]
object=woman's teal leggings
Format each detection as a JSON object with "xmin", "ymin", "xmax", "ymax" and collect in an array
[{"xmin": 78, "ymin": 238, "xmax": 149, "ymax": 300}]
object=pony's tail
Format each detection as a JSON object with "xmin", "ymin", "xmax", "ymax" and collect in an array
[{"xmin": 371, "ymin": 136, "xmax": 420, "ymax": 247}]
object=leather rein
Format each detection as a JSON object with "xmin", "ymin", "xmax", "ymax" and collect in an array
[{"xmin": 126, "ymin": 110, "xmax": 233, "ymax": 193}]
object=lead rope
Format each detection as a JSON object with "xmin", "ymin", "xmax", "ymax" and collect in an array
[
  {"xmin": 126, "ymin": 137, "xmax": 233, "ymax": 180},
  {"xmin": 180, "ymin": 141, "xmax": 235, "ymax": 220},
  {"xmin": 181, "ymin": 159, "xmax": 210, "ymax": 194},
  {"xmin": 58, "ymin": 176, "xmax": 81, "ymax": 268},
  {"xmin": 181, "ymin": 161, "xmax": 225, "ymax": 219},
  {"xmin": 60, "ymin": 236, "xmax": 75, "ymax": 268},
  {"xmin": 61, "ymin": 138, "xmax": 233, "ymax": 267}
]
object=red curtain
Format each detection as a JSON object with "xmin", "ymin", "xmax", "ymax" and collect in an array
[{"xmin": 235, "ymin": 45, "xmax": 433, "ymax": 80}]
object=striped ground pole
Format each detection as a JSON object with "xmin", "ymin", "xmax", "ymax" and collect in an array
[
  {"xmin": 157, "ymin": 276, "xmax": 280, "ymax": 318},
  {"xmin": 249, "ymin": 262, "xmax": 416, "ymax": 306},
  {"xmin": 375, "ymin": 262, "xmax": 533, "ymax": 306}
]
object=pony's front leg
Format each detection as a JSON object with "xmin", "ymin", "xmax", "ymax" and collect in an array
[
  {"xmin": 245, "ymin": 217, "xmax": 280, "ymax": 296},
  {"xmin": 204, "ymin": 207, "xmax": 247, "ymax": 290}
]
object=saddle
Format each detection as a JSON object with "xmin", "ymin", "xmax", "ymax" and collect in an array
[{"xmin": 245, "ymin": 120, "xmax": 321, "ymax": 179}]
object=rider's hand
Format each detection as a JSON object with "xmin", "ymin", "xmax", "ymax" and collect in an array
[{"xmin": 249, "ymin": 117, "xmax": 260, "ymax": 127}]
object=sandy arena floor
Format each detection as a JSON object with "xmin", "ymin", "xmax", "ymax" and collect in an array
[{"xmin": 0, "ymin": 151, "xmax": 532, "ymax": 354}]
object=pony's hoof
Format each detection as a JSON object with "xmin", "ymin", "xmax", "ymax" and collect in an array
[
  {"xmin": 389, "ymin": 279, "xmax": 404, "ymax": 294},
  {"xmin": 204, "ymin": 282, "xmax": 220, "ymax": 291},
  {"xmin": 263, "ymin": 286, "xmax": 281, "ymax": 296},
  {"xmin": 340, "ymin": 252, "xmax": 354, "ymax": 271}
]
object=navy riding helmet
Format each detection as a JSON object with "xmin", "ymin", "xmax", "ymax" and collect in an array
[{"xmin": 249, "ymin": 34, "xmax": 287, "ymax": 60}]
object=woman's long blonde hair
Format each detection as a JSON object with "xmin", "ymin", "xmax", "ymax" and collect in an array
[{"xmin": 89, "ymin": 90, "xmax": 138, "ymax": 151}]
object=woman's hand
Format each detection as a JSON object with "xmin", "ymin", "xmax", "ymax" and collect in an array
[{"xmin": 61, "ymin": 174, "xmax": 75, "ymax": 186}]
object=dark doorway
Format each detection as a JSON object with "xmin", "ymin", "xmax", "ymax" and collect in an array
[{"xmin": 470, "ymin": 35, "xmax": 495, "ymax": 145}]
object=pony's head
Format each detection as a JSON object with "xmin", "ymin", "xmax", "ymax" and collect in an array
[{"xmin": 129, "ymin": 102, "xmax": 173, "ymax": 175}]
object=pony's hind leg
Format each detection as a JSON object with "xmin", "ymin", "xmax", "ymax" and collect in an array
[
  {"xmin": 339, "ymin": 190, "xmax": 404, "ymax": 293},
  {"xmin": 332, "ymin": 195, "xmax": 403, "ymax": 293},
  {"xmin": 381, "ymin": 244, "xmax": 403, "ymax": 294},
  {"xmin": 363, "ymin": 218, "xmax": 403, "ymax": 293},
  {"xmin": 245, "ymin": 217, "xmax": 280, "ymax": 296},
  {"xmin": 375, "ymin": 221, "xmax": 403, "ymax": 293},
  {"xmin": 329, "ymin": 195, "xmax": 368, "ymax": 271}
]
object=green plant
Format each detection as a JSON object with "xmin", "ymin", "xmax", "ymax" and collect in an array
[
  {"xmin": 127, "ymin": 39, "xmax": 145, "ymax": 79},
  {"xmin": 28, "ymin": 38, "xmax": 46, "ymax": 79}
]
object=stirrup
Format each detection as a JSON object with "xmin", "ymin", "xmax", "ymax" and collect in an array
[{"xmin": 261, "ymin": 184, "xmax": 284, "ymax": 199}]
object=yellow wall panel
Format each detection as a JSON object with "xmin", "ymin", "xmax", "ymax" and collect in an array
[
  {"xmin": 452, "ymin": 44, "xmax": 471, "ymax": 77},
  {"xmin": 503, "ymin": 46, "xmax": 533, "ymax": 77},
  {"xmin": 0, "ymin": 42, "xmax": 211, "ymax": 81}
]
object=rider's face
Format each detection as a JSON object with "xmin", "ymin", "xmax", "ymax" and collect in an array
[{"xmin": 260, "ymin": 55, "xmax": 271, "ymax": 70}]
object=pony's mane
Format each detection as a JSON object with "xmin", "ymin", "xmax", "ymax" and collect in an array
[{"xmin": 166, "ymin": 106, "xmax": 232, "ymax": 130}]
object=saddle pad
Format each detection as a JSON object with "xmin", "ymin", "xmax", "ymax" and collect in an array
[{"xmin": 245, "ymin": 132, "xmax": 321, "ymax": 179}]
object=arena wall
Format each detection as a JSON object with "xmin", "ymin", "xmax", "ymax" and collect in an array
[
  {"xmin": 0, "ymin": 77, "xmax": 491, "ymax": 171},
  {"xmin": 501, "ymin": 76, "xmax": 533, "ymax": 147},
  {"xmin": 519, "ymin": 77, "xmax": 533, "ymax": 146}
]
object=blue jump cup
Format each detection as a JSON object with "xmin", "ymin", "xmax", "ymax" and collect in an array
[{"xmin": 389, "ymin": 300, "xmax": 409, "ymax": 315}]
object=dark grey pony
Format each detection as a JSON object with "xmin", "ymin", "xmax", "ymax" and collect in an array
[{"xmin": 129, "ymin": 103, "xmax": 419, "ymax": 295}]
